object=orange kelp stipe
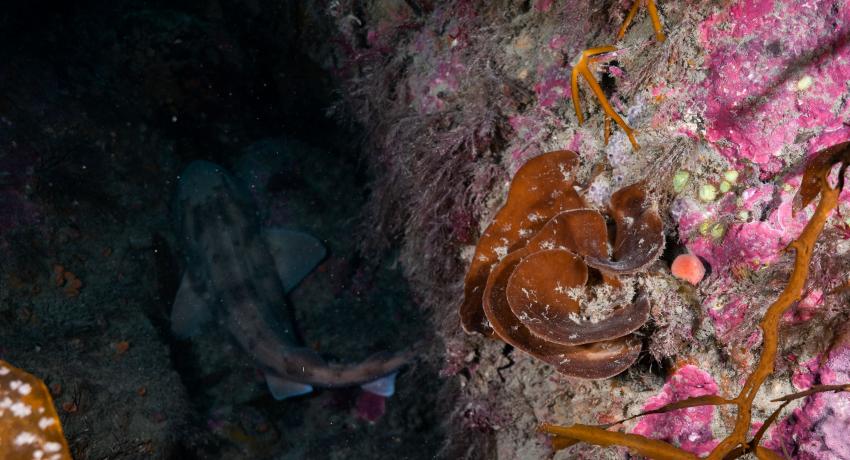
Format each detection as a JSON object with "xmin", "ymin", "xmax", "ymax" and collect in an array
[
  {"xmin": 572, "ymin": 1, "xmax": 665, "ymax": 152},
  {"xmin": 617, "ymin": 0, "xmax": 666, "ymax": 43},
  {"xmin": 571, "ymin": 46, "xmax": 640, "ymax": 151},
  {"xmin": 0, "ymin": 360, "xmax": 71, "ymax": 460}
]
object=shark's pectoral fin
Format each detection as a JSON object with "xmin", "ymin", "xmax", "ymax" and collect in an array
[
  {"xmin": 265, "ymin": 228, "xmax": 327, "ymax": 292},
  {"xmin": 360, "ymin": 371, "xmax": 398, "ymax": 397},
  {"xmin": 171, "ymin": 274, "xmax": 212, "ymax": 338},
  {"xmin": 266, "ymin": 373, "xmax": 313, "ymax": 400}
]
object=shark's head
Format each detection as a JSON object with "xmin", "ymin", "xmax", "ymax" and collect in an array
[
  {"xmin": 174, "ymin": 160, "xmax": 259, "ymax": 265},
  {"xmin": 176, "ymin": 161, "xmax": 254, "ymax": 209}
]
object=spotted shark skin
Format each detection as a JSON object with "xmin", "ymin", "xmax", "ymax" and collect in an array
[{"xmin": 172, "ymin": 160, "xmax": 410, "ymax": 399}]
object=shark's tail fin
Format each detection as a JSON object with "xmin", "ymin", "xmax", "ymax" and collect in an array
[{"xmin": 265, "ymin": 347, "xmax": 414, "ymax": 400}]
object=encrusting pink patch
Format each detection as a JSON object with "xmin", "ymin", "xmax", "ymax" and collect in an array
[
  {"xmin": 707, "ymin": 296, "xmax": 749, "ymax": 345},
  {"xmin": 674, "ymin": 175, "xmax": 809, "ymax": 273},
  {"xmin": 632, "ymin": 365, "xmax": 720, "ymax": 456},
  {"xmin": 765, "ymin": 342, "xmax": 850, "ymax": 458},
  {"xmin": 699, "ymin": 0, "xmax": 850, "ymax": 177}
]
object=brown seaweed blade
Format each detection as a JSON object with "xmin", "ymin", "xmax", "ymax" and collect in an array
[
  {"xmin": 540, "ymin": 424, "xmax": 696, "ymax": 460},
  {"xmin": 526, "ymin": 207, "xmax": 623, "ymax": 287},
  {"xmin": 506, "ymin": 248, "xmax": 587, "ymax": 323},
  {"xmin": 525, "ymin": 208, "xmax": 610, "ymax": 258},
  {"xmin": 506, "ymin": 249, "xmax": 650, "ymax": 346},
  {"xmin": 461, "ymin": 150, "xmax": 586, "ymax": 336},
  {"xmin": 796, "ymin": 140, "xmax": 850, "ymax": 211},
  {"xmin": 482, "ymin": 247, "xmax": 642, "ymax": 379},
  {"xmin": 584, "ymin": 181, "xmax": 664, "ymax": 274},
  {"xmin": 707, "ymin": 142, "xmax": 847, "ymax": 459}
]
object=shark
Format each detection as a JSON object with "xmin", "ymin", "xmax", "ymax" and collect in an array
[{"xmin": 171, "ymin": 160, "xmax": 410, "ymax": 400}]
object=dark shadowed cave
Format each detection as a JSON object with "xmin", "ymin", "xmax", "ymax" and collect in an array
[{"xmin": 0, "ymin": 1, "xmax": 453, "ymax": 459}]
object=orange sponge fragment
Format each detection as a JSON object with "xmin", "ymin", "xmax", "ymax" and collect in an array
[
  {"xmin": 0, "ymin": 360, "xmax": 72, "ymax": 460},
  {"xmin": 671, "ymin": 254, "xmax": 705, "ymax": 285}
]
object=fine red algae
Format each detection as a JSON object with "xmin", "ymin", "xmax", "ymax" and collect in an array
[
  {"xmin": 699, "ymin": 0, "xmax": 850, "ymax": 176},
  {"xmin": 415, "ymin": 56, "xmax": 466, "ymax": 114},
  {"xmin": 631, "ymin": 365, "xmax": 720, "ymax": 456}
]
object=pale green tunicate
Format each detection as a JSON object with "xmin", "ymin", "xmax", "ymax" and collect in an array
[
  {"xmin": 673, "ymin": 170, "xmax": 690, "ymax": 193},
  {"xmin": 699, "ymin": 184, "xmax": 717, "ymax": 202}
]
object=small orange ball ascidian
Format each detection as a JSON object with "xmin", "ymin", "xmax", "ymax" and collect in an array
[{"xmin": 671, "ymin": 253, "xmax": 706, "ymax": 285}]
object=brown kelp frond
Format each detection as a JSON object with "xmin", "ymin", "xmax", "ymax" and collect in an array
[
  {"xmin": 795, "ymin": 140, "xmax": 850, "ymax": 211},
  {"xmin": 540, "ymin": 394, "xmax": 733, "ymax": 451},
  {"xmin": 461, "ymin": 151, "xmax": 665, "ymax": 378},
  {"xmin": 616, "ymin": 394, "xmax": 734, "ymax": 425},
  {"xmin": 770, "ymin": 383, "xmax": 850, "ymax": 403},
  {"xmin": 570, "ymin": 0, "xmax": 667, "ymax": 152},
  {"xmin": 539, "ymin": 142, "xmax": 850, "ymax": 459},
  {"xmin": 584, "ymin": 181, "xmax": 665, "ymax": 275},
  {"xmin": 745, "ymin": 384, "xmax": 850, "ymax": 456},
  {"xmin": 460, "ymin": 151, "xmax": 583, "ymax": 336},
  {"xmin": 482, "ymin": 245, "xmax": 643, "ymax": 379}
]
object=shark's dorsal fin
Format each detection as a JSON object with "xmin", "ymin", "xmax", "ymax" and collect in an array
[
  {"xmin": 265, "ymin": 228, "xmax": 327, "ymax": 293},
  {"xmin": 266, "ymin": 373, "xmax": 313, "ymax": 400},
  {"xmin": 171, "ymin": 274, "xmax": 213, "ymax": 338}
]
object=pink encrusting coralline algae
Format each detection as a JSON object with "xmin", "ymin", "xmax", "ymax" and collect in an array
[
  {"xmin": 706, "ymin": 296, "xmax": 749, "ymax": 345},
  {"xmin": 699, "ymin": 0, "xmax": 850, "ymax": 177},
  {"xmin": 673, "ymin": 169, "xmax": 850, "ymax": 344},
  {"xmin": 765, "ymin": 341, "xmax": 850, "ymax": 459},
  {"xmin": 673, "ymin": 176, "xmax": 809, "ymax": 272},
  {"xmin": 631, "ymin": 365, "xmax": 720, "ymax": 456}
]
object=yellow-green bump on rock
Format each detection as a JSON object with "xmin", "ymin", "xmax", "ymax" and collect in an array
[
  {"xmin": 797, "ymin": 75, "xmax": 814, "ymax": 91},
  {"xmin": 672, "ymin": 170, "xmax": 690, "ymax": 193},
  {"xmin": 699, "ymin": 184, "xmax": 717, "ymax": 202},
  {"xmin": 710, "ymin": 223, "xmax": 726, "ymax": 239}
]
